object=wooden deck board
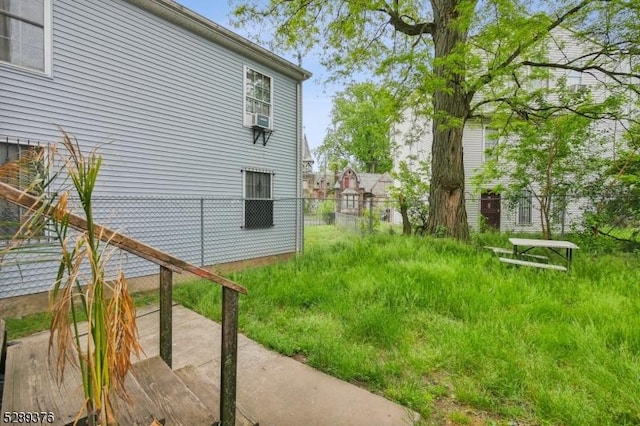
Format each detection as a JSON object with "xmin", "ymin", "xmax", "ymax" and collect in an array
[
  {"xmin": 1, "ymin": 340, "xmax": 85, "ymax": 425},
  {"xmin": 109, "ymin": 370, "xmax": 165, "ymax": 426},
  {"xmin": 130, "ymin": 357, "xmax": 215, "ymax": 426},
  {"xmin": 1, "ymin": 339, "xmax": 214, "ymax": 426}
]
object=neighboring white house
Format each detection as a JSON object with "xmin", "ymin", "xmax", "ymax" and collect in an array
[
  {"xmin": 0, "ymin": 0, "xmax": 310, "ymax": 298},
  {"xmin": 392, "ymin": 28, "xmax": 634, "ymax": 233}
]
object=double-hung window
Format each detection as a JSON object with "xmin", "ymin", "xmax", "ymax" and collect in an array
[
  {"xmin": 244, "ymin": 67, "xmax": 273, "ymax": 128},
  {"xmin": 243, "ymin": 170, "xmax": 274, "ymax": 229},
  {"xmin": 0, "ymin": 0, "xmax": 51, "ymax": 74},
  {"xmin": 518, "ymin": 189, "xmax": 533, "ymax": 226}
]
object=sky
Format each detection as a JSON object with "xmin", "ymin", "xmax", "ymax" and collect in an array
[{"xmin": 175, "ymin": 1, "xmax": 340, "ymax": 154}]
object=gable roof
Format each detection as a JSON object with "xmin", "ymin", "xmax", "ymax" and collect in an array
[
  {"xmin": 127, "ymin": 0, "xmax": 312, "ymax": 82},
  {"xmin": 302, "ymin": 134, "xmax": 314, "ymax": 165},
  {"xmin": 335, "ymin": 167, "xmax": 393, "ymax": 193},
  {"xmin": 358, "ymin": 172, "xmax": 392, "ymax": 193}
]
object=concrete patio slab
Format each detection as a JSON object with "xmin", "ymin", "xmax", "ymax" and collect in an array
[{"xmin": 9, "ymin": 304, "xmax": 420, "ymax": 426}]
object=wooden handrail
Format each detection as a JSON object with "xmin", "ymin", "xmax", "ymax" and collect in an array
[
  {"xmin": 1, "ymin": 181, "xmax": 245, "ymax": 425},
  {"xmin": 0, "ymin": 182, "xmax": 247, "ymax": 294}
]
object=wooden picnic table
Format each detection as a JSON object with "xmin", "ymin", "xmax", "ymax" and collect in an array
[{"xmin": 508, "ymin": 237, "xmax": 579, "ymax": 271}]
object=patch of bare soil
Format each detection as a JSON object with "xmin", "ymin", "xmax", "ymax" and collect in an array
[
  {"xmin": 291, "ymin": 352, "xmax": 308, "ymax": 363},
  {"xmin": 424, "ymin": 373, "xmax": 533, "ymax": 426}
]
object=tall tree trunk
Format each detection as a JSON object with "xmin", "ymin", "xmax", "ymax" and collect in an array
[
  {"xmin": 398, "ymin": 195, "xmax": 411, "ymax": 235},
  {"xmin": 426, "ymin": 0, "xmax": 471, "ymax": 241}
]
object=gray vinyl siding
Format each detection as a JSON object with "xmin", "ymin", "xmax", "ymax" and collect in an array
[{"xmin": 0, "ymin": 0, "xmax": 302, "ymax": 297}]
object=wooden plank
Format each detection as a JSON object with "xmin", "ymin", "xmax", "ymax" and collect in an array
[
  {"xmin": 130, "ymin": 356, "xmax": 215, "ymax": 426},
  {"xmin": 498, "ymin": 257, "xmax": 567, "ymax": 271},
  {"xmin": 159, "ymin": 266, "xmax": 173, "ymax": 369},
  {"xmin": 108, "ymin": 371, "xmax": 165, "ymax": 426},
  {"xmin": 1, "ymin": 340, "xmax": 85, "ymax": 426},
  {"xmin": 0, "ymin": 182, "xmax": 247, "ymax": 294},
  {"xmin": 175, "ymin": 365, "xmax": 258, "ymax": 426},
  {"xmin": 220, "ymin": 288, "xmax": 239, "ymax": 426}
]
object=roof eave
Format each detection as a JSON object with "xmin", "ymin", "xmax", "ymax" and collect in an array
[{"xmin": 126, "ymin": 0, "xmax": 312, "ymax": 82}]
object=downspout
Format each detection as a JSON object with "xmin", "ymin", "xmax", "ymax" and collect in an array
[{"xmin": 296, "ymin": 81, "xmax": 303, "ymax": 254}]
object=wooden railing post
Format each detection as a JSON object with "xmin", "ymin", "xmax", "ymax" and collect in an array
[
  {"xmin": 159, "ymin": 265, "xmax": 173, "ymax": 368},
  {"xmin": 220, "ymin": 287, "xmax": 239, "ymax": 426}
]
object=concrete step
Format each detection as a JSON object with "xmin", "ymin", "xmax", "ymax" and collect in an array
[{"xmin": 175, "ymin": 365, "xmax": 258, "ymax": 426}]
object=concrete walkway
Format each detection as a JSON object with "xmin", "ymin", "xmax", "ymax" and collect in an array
[
  {"xmin": 9, "ymin": 304, "xmax": 419, "ymax": 425},
  {"xmin": 134, "ymin": 304, "xmax": 420, "ymax": 426}
]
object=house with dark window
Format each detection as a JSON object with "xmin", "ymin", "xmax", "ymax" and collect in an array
[
  {"xmin": 0, "ymin": 0, "xmax": 310, "ymax": 299},
  {"xmin": 334, "ymin": 166, "xmax": 392, "ymax": 216},
  {"xmin": 393, "ymin": 28, "xmax": 633, "ymax": 233}
]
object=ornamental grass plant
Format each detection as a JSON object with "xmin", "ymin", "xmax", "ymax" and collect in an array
[{"xmin": 0, "ymin": 133, "xmax": 141, "ymax": 425}]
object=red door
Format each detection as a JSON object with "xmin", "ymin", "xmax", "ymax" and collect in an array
[{"xmin": 480, "ymin": 191, "xmax": 501, "ymax": 229}]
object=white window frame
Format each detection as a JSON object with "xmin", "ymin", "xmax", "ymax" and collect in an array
[
  {"xmin": 0, "ymin": 0, "xmax": 53, "ymax": 76},
  {"xmin": 243, "ymin": 65, "xmax": 274, "ymax": 129},
  {"xmin": 482, "ymin": 126, "xmax": 499, "ymax": 162},
  {"xmin": 242, "ymin": 168, "xmax": 274, "ymax": 229}
]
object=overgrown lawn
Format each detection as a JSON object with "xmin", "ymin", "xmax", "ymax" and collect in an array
[{"xmin": 174, "ymin": 226, "xmax": 640, "ymax": 425}]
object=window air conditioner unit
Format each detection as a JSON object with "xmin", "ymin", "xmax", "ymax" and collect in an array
[{"xmin": 252, "ymin": 113, "xmax": 270, "ymax": 129}]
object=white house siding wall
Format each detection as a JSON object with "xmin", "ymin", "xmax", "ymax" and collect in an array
[
  {"xmin": 0, "ymin": 0, "xmax": 304, "ymax": 297},
  {"xmin": 390, "ymin": 111, "xmax": 431, "ymax": 225},
  {"xmin": 460, "ymin": 123, "xmax": 481, "ymax": 230}
]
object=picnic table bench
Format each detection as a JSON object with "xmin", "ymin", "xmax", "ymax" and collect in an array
[
  {"xmin": 486, "ymin": 238, "xmax": 579, "ymax": 272},
  {"xmin": 498, "ymin": 257, "xmax": 568, "ymax": 271},
  {"xmin": 484, "ymin": 246, "xmax": 549, "ymax": 262}
]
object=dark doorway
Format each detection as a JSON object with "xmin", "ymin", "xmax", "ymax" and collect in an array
[{"xmin": 480, "ymin": 191, "xmax": 501, "ymax": 230}]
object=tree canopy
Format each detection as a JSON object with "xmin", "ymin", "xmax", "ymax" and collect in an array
[
  {"xmin": 232, "ymin": 0, "xmax": 640, "ymax": 240},
  {"xmin": 317, "ymin": 82, "xmax": 397, "ymax": 174}
]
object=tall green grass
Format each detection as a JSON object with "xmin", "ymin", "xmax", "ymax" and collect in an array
[{"xmin": 174, "ymin": 227, "xmax": 640, "ymax": 425}]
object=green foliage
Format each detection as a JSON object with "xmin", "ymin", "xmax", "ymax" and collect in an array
[
  {"xmin": 582, "ymin": 123, "xmax": 640, "ymax": 247},
  {"xmin": 318, "ymin": 82, "xmax": 397, "ymax": 173},
  {"xmin": 389, "ymin": 159, "xmax": 430, "ymax": 235},
  {"xmin": 317, "ymin": 199, "xmax": 336, "ymax": 225},
  {"xmin": 176, "ymin": 227, "xmax": 640, "ymax": 425},
  {"xmin": 359, "ymin": 205, "xmax": 383, "ymax": 235},
  {"xmin": 231, "ymin": 0, "xmax": 640, "ymax": 240}
]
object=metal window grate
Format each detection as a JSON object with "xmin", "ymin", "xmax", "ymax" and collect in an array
[
  {"xmin": 244, "ymin": 170, "xmax": 273, "ymax": 229},
  {"xmin": 518, "ymin": 190, "xmax": 533, "ymax": 225}
]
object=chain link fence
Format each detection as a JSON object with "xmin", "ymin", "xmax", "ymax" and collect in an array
[
  {"xmin": 2, "ymin": 192, "xmax": 637, "ymax": 299},
  {"xmin": 0, "ymin": 197, "xmax": 301, "ymax": 298},
  {"xmin": 304, "ymin": 193, "xmax": 640, "ymax": 245}
]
